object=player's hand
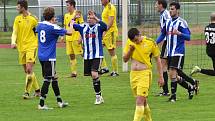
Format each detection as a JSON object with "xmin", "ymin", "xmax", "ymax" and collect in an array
[
  {"xmin": 69, "ymin": 19, "xmax": 75, "ymax": 28},
  {"xmin": 78, "ymin": 38, "xmax": 82, "ymax": 44},
  {"xmin": 173, "ymin": 29, "xmax": 181, "ymax": 35},
  {"xmin": 129, "ymin": 45, "xmax": 135, "ymax": 51},
  {"xmin": 74, "ymin": 10, "xmax": 81, "ymax": 19},
  {"xmin": 158, "ymin": 78, "xmax": 164, "ymax": 87},
  {"xmin": 102, "ymin": 31, "xmax": 106, "ymax": 38},
  {"xmin": 60, "ymin": 36, "xmax": 64, "ymax": 43},
  {"xmin": 11, "ymin": 44, "xmax": 16, "ymax": 49}
]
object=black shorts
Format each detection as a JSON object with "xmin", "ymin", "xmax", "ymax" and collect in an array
[
  {"xmin": 84, "ymin": 58, "xmax": 102, "ymax": 76},
  {"xmin": 40, "ymin": 61, "xmax": 56, "ymax": 79},
  {"xmin": 167, "ymin": 56, "xmax": 184, "ymax": 70},
  {"xmin": 160, "ymin": 40, "xmax": 167, "ymax": 59}
]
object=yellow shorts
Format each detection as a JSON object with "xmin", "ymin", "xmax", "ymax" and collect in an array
[
  {"xmin": 103, "ymin": 31, "xmax": 118, "ymax": 50},
  {"xmin": 19, "ymin": 49, "xmax": 37, "ymax": 65},
  {"xmin": 130, "ymin": 70, "xmax": 152, "ymax": 97},
  {"xmin": 66, "ymin": 40, "xmax": 83, "ymax": 55}
]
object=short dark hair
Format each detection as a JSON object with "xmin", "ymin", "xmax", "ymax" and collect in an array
[
  {"xmin": 17, "ymin": 0, "xmax": 28, "ymax": 10},
  {"xmin": 66, "ymin": 0, "xmax": 76, "ymax": 8},
  {"xmin": 43, "ymin": 7, "xmax": 55, "ymax": 21},
  {"xmin": 157, "ymin": 0, "xmax": 167, "ymax": 9},
  {"xmin": 211, "ymin": 13, "xmax": 215, "ymax": 21},
  {"xmin": 128, "ymin": 28, "xmax": 140, "ymax": 40},
  {"xmin": 170, "ymin": 2, "xmax": 180, "ymax": 10}
]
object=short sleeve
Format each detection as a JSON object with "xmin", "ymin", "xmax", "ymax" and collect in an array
[
  {"xmin": 123, "ymin": 39, "xmax": 135, "ymax": 54},
  {"xmin": 13, "ymin": 17, "xmax": 18, "ymax": 31},
  {"xmin": 151, "ymin": 42, "xmax": 160, "ymax": 57},
  {"xmin": 108, "ymin": 4, "xmax": 116, "ymax": 17}
]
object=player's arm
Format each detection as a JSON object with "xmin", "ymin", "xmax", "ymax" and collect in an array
[
  {"xmin": 66, "ymin": 20, "xmax": 74, "ymax": 35},
  {"xmin": 107, "ymin": 16, "xmax": 114, "ymax": 30},
  {"xmin": 152, "ymin": 42, "xmax": 164, "ymax": 86},
  {"xmin": 11, "ymin": 18, "xmax": 18, "ymax": 49},
  {"xmin": 60, "ymin": 15, "xmax": 66, "ymax": 42},
  {"xmin": 156, "ymin": 25, "xmax": 166, "ymax": 44},
  {"xmin": 173, "ymin": 27, "xmax": 191, "ymax": 41},
  {"xmin": 154, "ymin": 56, "xmax": 164, "ymax": 87},
  {"xmin": 90, "ymin": 11, "xmax": 107, "ymax": 32},
  {"xmin": 75, "ymin": 10, "xmax": 84, "ymax": 24},
  {"xmin": 107, "ymin": 5, "xmax": 115, "ymax": 30}
]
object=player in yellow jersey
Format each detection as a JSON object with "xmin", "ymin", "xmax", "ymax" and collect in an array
[
  {"xmin": 11, "ymin": 0, "xmax": 40, "ymax": 99},
  {"xmin": 123, "ymin": 28, "xmax": 164, "ymax": 121},
  {"xmin": 100, "ymin": 0, "xmax": 119, "ymax": 76},
  {"xmin": 61, "ymin": 0, "xmax": 84, "ymax": 78}
]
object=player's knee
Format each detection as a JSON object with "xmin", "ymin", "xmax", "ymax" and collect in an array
[
  {"xmin": 44, "ymin": 78, "xmax": 52, "ymax": 82},
  {"xmin": 108, "ymin": 49, "xmax": 115, "ymax": 56},
  {"xmin": 91, "ymin": 71, "xmax": 98, "ymax": 79},
  {"xmin": 136, "ymin": 96, "xmax": 146, "ymax": 106},
  {"xmin": 70, "ymin": 54, "xmax": 75, "ymax": 60},
  {"xmin": 26, "ymin": 67, "xmax": 33, "ymax": 74}
]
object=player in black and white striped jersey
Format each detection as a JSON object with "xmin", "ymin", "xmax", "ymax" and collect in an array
[{"xmin": 155, "ymin": 0, "xmax": 171, "ymax": 96}]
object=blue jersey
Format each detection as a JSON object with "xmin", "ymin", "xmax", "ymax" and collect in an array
[
  {"xmin": 36, "ymin": 21, "xmax": 67, "ymax": 61},
  {"xmin": 73, "ymin": 21, "xmax": 107, "ymax": 60},
  {"xmin": 156, "ymin": 17, "xmax": 191, "ymax": 57}
]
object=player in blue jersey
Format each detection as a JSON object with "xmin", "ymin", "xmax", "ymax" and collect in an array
[
  {"xmin": 71, "ymin": 10, "xmax": 107, "ymax": 105},
  {"xmin": 155, "ymin": 0, "xmax": 171, "ymax": 96},
  {"xmin": 156, "ymin": 2, "xmax": 199, "ymax": 102},
  {"xmin": 36, "ymin": 7, "xmax": 72, "ymax": 110}
]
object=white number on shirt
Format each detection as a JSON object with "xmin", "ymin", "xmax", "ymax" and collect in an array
[
  {"xmin": 205, "ymin": 32, "xmax": 215, "ymax": 44},
  {"xmin": 40, "ymin": 30, "xmax": 46, "ymax": 43}
]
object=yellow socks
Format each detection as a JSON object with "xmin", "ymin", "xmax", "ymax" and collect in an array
[
  {"xmin": 144, "ymin": 104, "xmax": 152, "ymax": 121},
  {"xmin": 70, "ymin": 59, "xmax": 77, "ymax": 74},
  {"xmin": 101, "ymin": 57, "xmax": 108, "ymax": 69},
  {"xmin": 133, "ymin": 106, "xmax": 144, "ymax": 121},
  {"xmin": 25, "ymin": 74, "xmax": 33, "ymax": 93},
  {"xmin": 31, "ymin": 72, "xmax": 40, "ymax": 91},
  {"xmin": 111, "ymin": 55, "xmax": 118, "ymax": 72}
]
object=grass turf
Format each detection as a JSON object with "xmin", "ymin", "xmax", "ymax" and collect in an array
[{"xmin": 0, "ymin": 47, "xmax": 215, "ymax": 121}]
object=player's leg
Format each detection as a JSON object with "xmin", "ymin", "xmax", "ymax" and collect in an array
[
  {"xmin": 108, "ymin": 48, "xmax": 118, "ymax": 76},
  {"xmin": 99, "ymin": 41, "xmax": 109, "ymax": 74},
  {"xmin": 99, "ymin": 56, "xmax": 109, "ymax": 75},
  {"xmin": 72, "ymin": 40, "xmax": 84, "ymax": 77},
  {"xmin": 176, "ymin": 55, "xmax": 199, "ymax": 95},
  {"xmin": 22, "ymin": 64, "xmax": 33, "ymax": 99},
  {"xmin": 168, "ymin": 68, "xmax": 177, "ymax": 102},
  {"xmin": 19, "ymin": 52, "xmax": 33, "ymax": 99},
  {"xmin": 160, "ymin": 41, "xmax": 169, "ymax": 96},
  {"xmin": 198, "ymin": 56, "xmax": 215, "ymax": 76},
  {"xmin": 27, "ymin": 49, "xmax": 40, "ymax": 97},
  {"xmin": 161, "ymin": 58, "xmax": 169, "ymax": 95},
  {"xmin": 31, "ymin": 72, "xmax": 40, "ymax": 97},
  {"xmin": 66, "ymin": 41, "xmax": 77, "ymax": 77},
  {"xmin": 133, "ymin": 96, "xmax": 146, "ymax": 121},
  {"xmin": 104, "ymin": 31, "xmax": 118, "ymax": 76},
  {"xmin": 91, "ymin": 59, "xmax": 104, "ymax": 105},
  {"xmin": 131, "ymin": 70, "xmax": 151, "ymax": 121},
  {"xmin": 168, "ymin": 57, "xmax": 179, "ymax": 102},
  {"xmin": 50, "ymin": 61, "xmax": 68, "ymax": 108},
  {"xmin": 38, "ymin": 61, "xmax": 51, "ymax": 109},
  {"xmin": 144, "ymin": 103, "xmax": 152, "ymax": 121}
]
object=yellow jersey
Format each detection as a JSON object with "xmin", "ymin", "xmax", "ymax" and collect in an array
[
  {"xmin": 64, "ymin": 10, "xmax": 84, "ymax": 42},
  {"xmin": 124, "ymin": 36, "xmax": 160, "ymax": 69},
  {"xmin": 102, "ymin": 2, "xmax": 118, "ymax": 32},
  {"xmin": 12, "ymin": 13, "xmax": 38, "ymax": 52}
]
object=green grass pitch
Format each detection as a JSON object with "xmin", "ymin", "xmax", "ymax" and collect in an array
[{"xmin": 0, "ymin": 46, "xmax": 215, "ymax": 121}]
